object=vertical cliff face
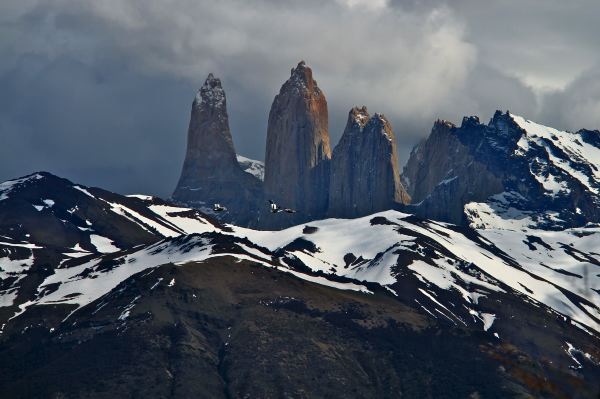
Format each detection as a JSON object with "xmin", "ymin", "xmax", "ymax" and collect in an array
[
  {"xmin": 328, "ymin": 107, "xmax": 410, "ymax": 218},
  {"xmin": 402, "ymin": 119, "xmax": 460, "ymax": 203},
  {"xmin": 176, "ymin": 74, "xmax": 239, "ymax": 184},
  {"xmin": 263, "ymin": 61, "xmax": 331, "ymax": 219},
  {"xmin": 401, "ymin": 117, "xmax": 508, "ymax": 225},
  {"xmin": 172, "ymin": 74, "xmax": 262, "ymax": 226}
]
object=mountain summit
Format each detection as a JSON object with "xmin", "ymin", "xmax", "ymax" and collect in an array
[
  {"xmin": 264, "ymin": 61, "xmax": 332, "ymax": 222},
  {"xmin": 329, "ymin": 106, "xmax": 410, "ymax": 218},
  {"xmin": 172, "ymin": 73, "xmax": 262, "ymax": 225}
]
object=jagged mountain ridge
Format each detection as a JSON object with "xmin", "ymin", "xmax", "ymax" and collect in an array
[
  {"xmin": 14, "ymin": 209, "xmax": 600, "ymax": 336},
  {"xmin": 402, "ymin": 111, "xmax": 600, "ymax": 229},
  {"xmin": 7, "ymin": 205, "xmax": 598, "ymax": 337}
]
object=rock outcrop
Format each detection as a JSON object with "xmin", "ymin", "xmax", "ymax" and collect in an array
[
  {"xmin": 402, "ymin": 111, "xmax": 600, "ymax": 228},
  {"xmin": 329, "ymin": 106, "xmax": 410, "ymax": 218},
  {"xmin": 263, "ymin": 61, "xmax": 331, "ymax": 222},
  {"xmin": 172, "ymin": 74, "xmax": 262, "ymax": 226}
]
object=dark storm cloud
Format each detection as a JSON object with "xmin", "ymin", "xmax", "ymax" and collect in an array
[
  {"xmin": 539, "ymin": 66, "xmax": 600, "ymax": 132},
  {"xmin": 1, "ymin": 0, "xmax": 599, "ymax": 196},
  {"xmin": 0, "ymin": 51, "xmax": 194, "ymax": 196}
]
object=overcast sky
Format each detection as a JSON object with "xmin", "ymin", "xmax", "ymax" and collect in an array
[{"xmin": 1, "ymin": 0, "xmax": 600, "ymax": 196}]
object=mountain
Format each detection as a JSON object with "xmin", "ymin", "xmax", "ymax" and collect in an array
[
  {"xmin": 1, "ymin": 172, "xmax": 598, "ymax": 397},
  {"xmin": 171, "ymin": 62, "xmax": 414, "ymax": 229},
  {"xmin": 0, "ymin": 172, "xmax": 220, "ymax": 323},
  {"xmin": 263, "ymin": 61, "xmax": 332, "ymax": 224},
  {"xmin": 172, "ymin": 73, "xmax": 263, "ymax": 226},
  {"xmin": 402, "ymin": 111, "xmax": 600, "ymax": 229},
  {"xmin": 329, "ymin": 106, "xmax": 410, "ymax": 218}
]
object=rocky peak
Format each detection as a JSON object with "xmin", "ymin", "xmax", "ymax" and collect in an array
[
  {"xmin": 173, "ymin": 74, "xmax": 263, "ymax": 226},
  {"xmin": 402, "ymin": 119, "xmax": 459, "ymax": 200},
  {"xmin": 434, "ymin": 119, "xmax": 456, "ymax": 129},
  {"xmin": 347, "ymin": 106, "xmax": 370, "ymax": 130},
  {"xmin": 179, "ymin": 73, "xmax": 237, "ymax": 179},
  {"xmin": 402, "ymin": 115, "xmax": 503, "ymax": 224},
  {"xmin": 403, "ymin": 111, "xmax": 600, "ymax": 228},
  {"xmin": 488, "ymin": 110, "xmax": 521, "ymax": 140},
  {"xmin": 291, "ymin": 60, "xmax": 308, "ymax": 78},
  {"xmin": 328, "ymin": 107, "xmax": 410, "ymax": 218},
  {"xmin": 264, "ymin": 61, "xmax": 331, "ymax": 222},
  {"xmin": 286, "ymin": 60, "xmax": 321, "ymax": 95},
  {"xmin": 367, "ymin": 113, "xmax": 394, "ymax": 142},
  {"xmin": 194, "ymin": 73, "xmax": 226, "ymax": 109},
  {"xmin": 460, "ymin": 115, "xmax": 480, "ymax": 128}
]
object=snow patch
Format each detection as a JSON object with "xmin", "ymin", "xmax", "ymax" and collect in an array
[
  {"xmin": 237, "ymin": 155, "xmax": 265, "ymax": 181},
  {"xmin": 89, "ymin": 235, "xmax": 120, "ymax": 253}
]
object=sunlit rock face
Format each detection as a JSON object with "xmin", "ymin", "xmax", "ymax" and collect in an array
[{"xmin": 263, "ymin": 61, "xmax": 332, "ymax": 223}]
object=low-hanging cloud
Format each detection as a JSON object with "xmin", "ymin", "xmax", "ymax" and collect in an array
[{"xmin": 0, "ymin": 0, "xmax": 598, "ymax": 196}]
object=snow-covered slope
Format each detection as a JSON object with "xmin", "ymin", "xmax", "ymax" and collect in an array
[
  {"xmin": 237, "ymin": 212, "xmax": 600, "ymax": 334},
  {"xmin": 236, "ymin": 154, "xmax": 265, "ymax": 181},
  {"xmin": 4, "ymin": 208, "xmax": 598, "ymax": 338},
  {"xmin": 466, "ymin": 113, "xmax": 600, "ymax": 230},
  {"xmin": 511, "ymin": 114, "xmax": 600, "ymax": 195},
  {"xmin": 1, "ymin": 172, "xmax": 599, "ymax": 342},
  {"xmin": 0, "ymin": 172, "xmax": 219, "ymax": 313}
]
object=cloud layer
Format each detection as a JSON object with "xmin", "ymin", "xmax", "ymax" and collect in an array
[{"xmin": 1, "ymin": 0, "xmax": 599, "ymax": 196}]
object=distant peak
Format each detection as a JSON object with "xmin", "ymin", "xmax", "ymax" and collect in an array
[
  {"xmin": 291, "ymin": 60, "xmax": 308, "ymax": 74},
  {"xmin": 291, "ymin": 60, "xmax": 309, "ymax": 76},
  {"xmin": 288, "ymin": 60, "xmax": 318, "ymax": 93},
  {"xmin": 370, "ymin": 112, "xmax": 389, "ymax": 126},
  {"xmin": 350, "ymin": 105, "xmax": 369, "ymax": 115},
  {"xmin": 491, "ymin": 109, "xmax": 511, "ymax": 121},
  {"xmin": 434, "ymin": 119, "xmax": 456, "ymax": 129},
  {"xmin": 202, "ymin": 73, "xmax": 222, "ymax": 90},
  {"xmin": 348, "ymin": 106, "xmax": 370, "ymax": 128},
  {"xmin": 345, "ymin": 109, "xmax": 391, "ymax": 134},
  {"xmin": 195, "ymin": 73, "xmax": 226, "ymax": 108},
  {"xmin": 461, "ymin": 115, "xmax": 481, "ymax": 128},
  {"xmin": 365, "ymin": 113, "xmax": 394, "ymax": 141}
]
